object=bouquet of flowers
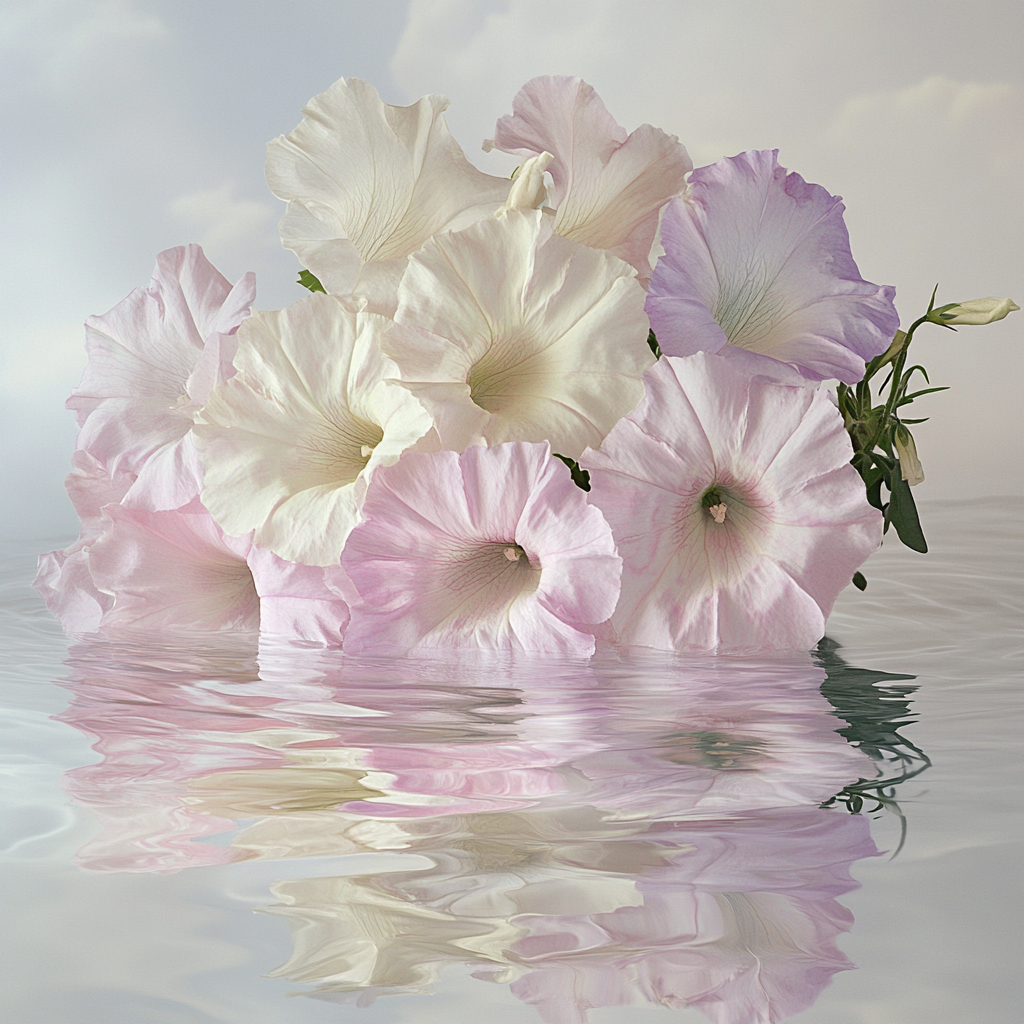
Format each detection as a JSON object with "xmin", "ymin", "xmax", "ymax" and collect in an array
[{"xmin": 37, "ymin": 76, "xmax": 1017, "ymax": 656}]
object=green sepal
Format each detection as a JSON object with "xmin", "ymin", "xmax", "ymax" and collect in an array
[
  {"xmin": 852, "ymin": 571, "xmax": 867, "ymax": 591},
  {"xmin": 647, "ymin": 329, "xmax": 661, "ymax": 359},
  {"xmin": 553, "ymin": 453, "xmax": 591, "ymax": 491},
  {"xmin": 886, "ymin": 472, "xmax": 928, "ymax": 552},
  {"xmin": 298, "ymin": 269, "xmax": 326, "ymax": 293}
]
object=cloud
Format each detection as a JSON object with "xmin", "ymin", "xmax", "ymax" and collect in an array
[
  {"xmin": 388, "ymin": 2, "xmax": 1024, "ymax": 499},
  {"xmin": 828, "ymin": 75, "xmax": 1024, "ymax": 183},
  {"xmin": 0, "ymin": 0, "xmax": 166, "ymax": 93},
  {"xmin": 171, "ymin": 184, "xmax": 277, "ymax": 267}
]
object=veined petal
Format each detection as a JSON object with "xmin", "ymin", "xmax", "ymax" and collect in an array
[
  {"xmin": 68, "ymin": 245, "xmax": 255, "ymax": 509},
  {"xmin": 87, "ymin": 503, "xmax": 259, "ymax": 633},
  {"xmin": 582, "ymin": 354, "xmax": 881, "ymax": 651},
  {"xmin": 195, "ymin": 293, "xmax": 432, "ymax": 566},
  {"xmin": 384, "ymin": 210, "xmax": 653, "ymax": 458},
  {"xmin": 266, "ymin": 77, "xmax": 511, "ymax": 295},
  {"xmin": 486, "ymin": 76, "xmax": 691, "ymax": 279},
  {"xmin": 342, "ymin": 443, "xmax": 620, "ymax": 654},
  {"xmin": 646, "ymin": 151, "xmax": 899, "ymax": 383}
]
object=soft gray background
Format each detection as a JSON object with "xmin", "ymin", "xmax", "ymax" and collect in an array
[{"xmin": 2, "ymin": 0, "xmax": 1021, "ymax": 540}]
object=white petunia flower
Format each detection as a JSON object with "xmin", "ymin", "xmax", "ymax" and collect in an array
[
  {"xmin": 194, "ymin": 293, "xmax": 433, "ymax": 566},
  {"xmin": 265, "ymin": 77, "xmax": 512, "ymax": 312},
  {"xmin": 381, "ymin": 210, "xmax": 654, "ymax": 459}
]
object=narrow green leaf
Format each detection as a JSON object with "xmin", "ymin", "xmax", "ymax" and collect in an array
[
  {"xmin": 553, "ymin": 453, "xmax": 591, "ymax": 491},
  {"xmin": 647, "ymin": 329, "xmax": 661, "ymax": 359},
  {"xmin": 887, "ymin": 473, "xmax": 928, "ymax": 552},
  {"xmin": 897, "ymin": 386, "xmax": 949, "ymax": 404},
  {"xmin": 852, "ymin": 571, "xmax": 867, "ymax": 591},
  {"xmin": 298, "ymin": 269, "xmax": 326, "ymax": 293}
]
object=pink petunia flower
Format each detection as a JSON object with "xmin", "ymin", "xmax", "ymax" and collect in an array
[
  {"xmin": 581, "ymin": 354, "xmax": 882, "ymax": 651},
  {"xmin": 67, "ymin": 245, "xmax": 256, "ymax": 510},
  {"xmin": 645, "ymin": 150, "xmax": 899, "ymax": 383},
  {"xmin": 341, "ymin": 442, "xmax": 621, "ymax": 655},
  {"xmin": 37, "ymin": 499, "xmax": 349, "ymax": 643},
  {"xmin": 485, "ymin": 76, "xmax": 692, "ymax": 282}
]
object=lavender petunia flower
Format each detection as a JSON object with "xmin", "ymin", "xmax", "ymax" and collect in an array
[
  {"xmin": 646, "ymin": 150, "xmax": 899, "ymax": 383},
  {"xmin": 581, "ymin": 354, "xmax": 882, "ymax": 651},
  {"xmin": 342, "ymin": 442, "xmax": 621, "ymax": 655}
]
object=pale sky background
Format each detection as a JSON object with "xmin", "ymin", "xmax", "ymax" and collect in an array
[{"xmin": 1, "ymin": 0, "xmax": 1021, "ymax": 540}]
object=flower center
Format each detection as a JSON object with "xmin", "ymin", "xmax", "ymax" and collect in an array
[
  {"xmin": 439, "ymin": 542, "xmax": 540, "ymax": 605},
  {"xmin": 309, "ymin": 417, "xmax": 384, "ymax": 485},
  {"xmin": 701, "ymin": 486, "xmax": 728, "ymax": 523},
  {"xmin": 467, "ymin": 334, "xmax": 541, "ymax": 414}
]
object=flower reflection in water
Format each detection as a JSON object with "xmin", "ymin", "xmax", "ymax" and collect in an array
[{"xmin": 56, "ymin": 636, "xmax": 927, "ymax": 1023}]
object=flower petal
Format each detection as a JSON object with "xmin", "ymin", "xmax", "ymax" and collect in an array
[
  {"xmin": 69, "ymin": 245, "xmax": 254, "ymax": 510},
  {"xmin": 195, "ymin": 294, "xmax": 432, "ymax": 566},
  {"xmin": 384, "ymin": 210, "xmax": 653, "ymax": 458},
  {"xmin": 646, "ymin": 151, "xmax": 899, "ymax": 383},
  {"xmin": 342, "ymin": 443, "xmax": 620, "ymax": 654},
  {"xmin": 582, "ymin": 354, "xmax": 881, "ymax": 651},
  {"xmin": 266, "ymin": 77, "xmax": 511, "ymax": 295},
  {"xmin": 486, "ymin": 76, "xmax": 691, "ymax": 279}
]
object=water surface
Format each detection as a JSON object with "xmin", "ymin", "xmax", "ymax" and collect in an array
[{"xmin": 1, "ymin": 499, "xmax": 1021, "ymax": 1023}]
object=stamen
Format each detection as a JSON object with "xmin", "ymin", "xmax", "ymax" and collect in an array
[
  {"xmin": 503, "ymin": 546, "xmax": 521, "ymax": 561},
  {"xmin": 708, "ymin": 502, "xmax": 728, "ymax": 524}
]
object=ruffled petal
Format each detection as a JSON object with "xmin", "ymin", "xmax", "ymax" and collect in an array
[
  {"xmin": 582, "ymin": 354, "xmax": 881, "ymax": 651},
  {"xmin": 342, "ymin": 443, "xmax": 620, "ymax": 654},
  {"xmin": 487, "ymin": 76, "xmax": 691, "ymax": 279},
  {"xmin": 646, "ymin": 151, "xmax": 898, "ymax": 383},
  {"xmin": 384, "ymin": 210, "xmax": 653, "ymax": 458},
  {"xmin": 195, "ymin": 294, "xmax": 432, "ymax": 566},
  {"xmin": 266, "ymin": 77, "xmax": 511, "ymax": 295}
]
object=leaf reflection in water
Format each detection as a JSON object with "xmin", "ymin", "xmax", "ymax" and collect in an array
[{"xmin": 55, "ymin": 635, "xmax": 929, "ymax": 1023}]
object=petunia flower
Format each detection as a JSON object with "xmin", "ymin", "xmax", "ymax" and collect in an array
[
  {"xmin": 645, "ymin": 150, "xmax": 899, "ymax": 383},
  {"xmin": 485, "ymin": 76, "xmax": 692, "ymax": 282},
  {"xmin": 265, "ymin": 77, "xmax": 512, "ymax": 312},
  {"xmin": 580, "ymin": 354, "xmax": 882, "ymax": 651},
  {"xmin": 194, "ymin": 293, "xmax": 433, "ymax": 566},
  {"xmin": 39, "ymin": 497, "xmax": 349, "ymax": 642},
  {"xmin": 341, "ymin": 442, "xmax": 621, "ymax": 655},
  {"xmin": 68, "ymin": 245, "xmax": 255, "ymax": 511},
  {"xmin": 382, "ymin": 210, "xmax": 654, "ymax": 459}
]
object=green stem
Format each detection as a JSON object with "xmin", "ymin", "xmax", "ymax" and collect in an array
[{"xmin": 878, "ymin": 314, "xmax": 928, "ymax": 434}]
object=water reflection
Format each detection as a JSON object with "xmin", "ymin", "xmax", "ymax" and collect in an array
[{"xmin": 56, "ymin": 636, "xmax": 926, "ymax": 1022}]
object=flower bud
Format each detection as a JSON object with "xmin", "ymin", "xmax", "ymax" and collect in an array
[
  {"xmin": 930, "ymin": 296, "xmax": 1020, "ymax": 326},
  {"xmin": 894, "ymin": 425, "xmax": 924, "ymax": 486},
  {"xmin": 497, "ymin": 151, "xmax": 553, "ymax": 213}
]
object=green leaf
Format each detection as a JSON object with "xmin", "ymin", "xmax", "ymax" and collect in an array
[
  {"xmin": 897, "ymin": 386, "xmax": 949, "ymax": 404},
  {"xmin": 852, "ymin": 571, "xmax": 867, "ymax": 591},
  {"xmin": 647, "ymin": 329, "xmax": 661, "ymax": 358},
  {"xmin": 887, "ymin": 472, "xmax": 928, "ymax": 552},
  {"xmin": 298, "ymin": 269, "xmax": 326, "ymax": 293},
  {"xmin": 553, "ymin": 453, "xmax": 591, "ymax": 491}
]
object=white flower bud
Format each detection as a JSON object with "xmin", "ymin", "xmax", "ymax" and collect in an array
[
  {"xmin": 894, "ymin": 426, "xmax": 924, "ymax": 487},
  {"xmin": 935, "ymin": 296, "xmax": 1019, "ymax": 326},
  {"xmin": 497, "ymin": 151, "xmax": 553, "ymax": 213}
]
